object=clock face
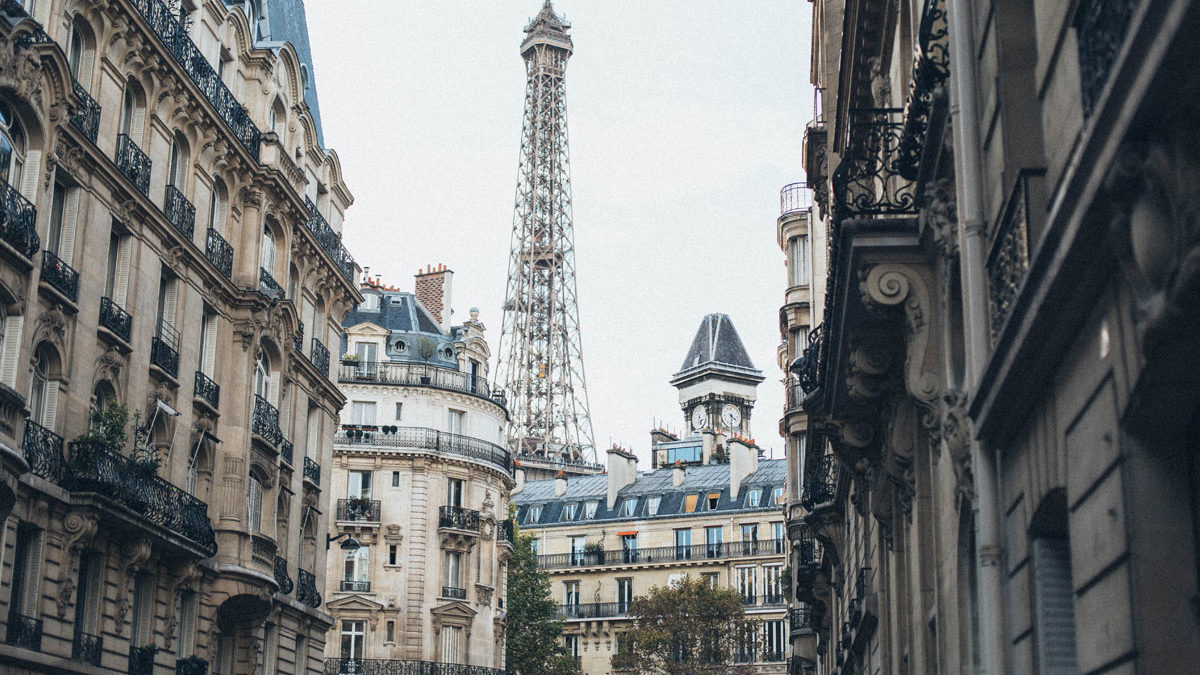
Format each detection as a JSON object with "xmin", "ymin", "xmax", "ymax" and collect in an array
[
  {"xmin": 691, "ymin": 405, "xmax": 707, "ymax": 430},
  {"xmin": 721, "ymin": 404, "xmax": 741, "ymax": 429}
]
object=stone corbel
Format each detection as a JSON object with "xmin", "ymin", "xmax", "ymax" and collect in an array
[
  {"xmin": 860, "ymin": 262, "xmax": 944, "ymax": 406},
  {"xmin": 440, "ymin": 531, "xmax": 478, "ymax": 553},
  {"xmin": 940, "ymin": 390, "xmax": 973, "ymax": 505},
  {"xmin": 55, "ymin": 511, "xmax": 99, "ymax": 618},
  {"xmin": 113, "ymin": 537, "xmax": 152, "ymax": 635}
]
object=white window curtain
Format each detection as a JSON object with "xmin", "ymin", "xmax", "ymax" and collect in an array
[{"xmin": 247, "ymin": 475, "xmax": 263, "ymax": 532}]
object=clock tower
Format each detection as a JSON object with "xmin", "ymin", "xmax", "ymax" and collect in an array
[{"xmin": 670, "ymin": 313, "xmax": 765, "ymax": 436}]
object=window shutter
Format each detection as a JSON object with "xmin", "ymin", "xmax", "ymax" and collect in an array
[
  {"xmin": 267, "ymin": 372, "xmax": 279, "ymax": 407},
  {"xmin": 0, "ymin": 315, "xmax": 23, "ymax": 386},
  {"xmin": 202, "ymin": 314, "xmax": 218, "ymax": 375},
  {"xmin": 19, "ymin": 150, "xmax": 40, "ymax": 202},
  {"xmin": 79, "ymin": 49, "xmax": 95, "ymax": 92},
  {"xmin": 59, "ymin": 188, "xmax": 80, "ymax": 264},
  {"xmin": 134, "ymin": 574, "xmax": 155, "ymax": 645},
  {"xmin": 21, "ymin": 530, "xmax": 43, "ymax": 616},
  {"xmin": 114, "ymin": 236, "xmax": 133, "ymax": 305},
  {"xmin": 162, "ymin": 278, "xmax": 178, "ymax": 328},
  {"xmin": 131, "ymin": 108, "xmax": 146, "ymax": 147},
  {"xmin": 1033, "ymin": 538, "xmax": 1078, "ymax": 674},
  {"xmin": 261, "ymin": 231, "xmax": 275, "ymax": 273},
  {"xmin": 178, "ymin": 591, "xmax": 197, "ymax": 656},
  {"xmin": 33, "ymin": 0, "xmax": 49, "ymax": 24},
  {"xmin": 42, "ymin": 380, "xmax": 59, "ymax": 431},
  {"xmin": 248, "ymin": 478, "xmax": 262, "ymax": 532}
]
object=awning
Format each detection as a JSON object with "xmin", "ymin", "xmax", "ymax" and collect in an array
[{"xmin": 617, "ymin": 531, "xmax": 637, "ymax": 537}]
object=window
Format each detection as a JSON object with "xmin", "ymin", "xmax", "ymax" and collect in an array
[
  {"xmin": 105, "ymin": 228, "xmax": 133, "ymax": 305},
  {"xmin": 74, "ymin": 551, "xmax": 102, "ymax": 647},
  {"xmin": 620, "ymin": 534, "xmax": 638, "ymax": 563},
  {"xmin": 47, "ymin": 182, "xmax": 80, "ymax": 261},
  {"xmin": 735, "ymin": 566, "xmax": 756, "ymax": 604},
  {"xmin": 177, "ymin": 589, "xmax": 198, "ymax": 657},
  {"xmin": 528, "ymin": 505, "xmax": 542, "ymax": 523},
  {"xmin": 349, "ymin": 401, "xmax": 376, "ymax": 426},
  {"xmin": 0, "ymin": 101, "xmax": 27, "ymax": 189},
  {"xmin": 764, "ymin": 565, "xmax": 783, "ymax": 603},
  {"xmin": 706, "ymin": 526, "xmax": 723, "ymax": 558},
  {"xmin": 9, "ymin": 526, "xmax": 43, "ymax": 621},
  {"xmin": 765, "ymin": 619, "xmax": 786, "ymax": 660},
  {"xmin": 563, "ymin": 581, "xmax": 580, "ymax": 608},
  {"xmin": 444, "ymin": 551, "xmax": 462, "ymax": 590},
  {"xmin": 254, "ymin": 352, "xmax": 270, "ymax": 400},
  {"xmin": 741, "ymin": 524, "xmax": 759, "ymax": 554},
  {"xmin": 564, "ymin": 503, "xmax": 578, "ymax": 520},
  {"xmin": 622, "ymin": 497, "xmax": 637, "ymax": 517},
  {"xmin": 388, "ymin": 545, "xmax": 398, "ymax": 566},
  {"xmin": 247, "ymin": 472, "xmax": 264, "ymax": 532},
  {"xmin": 261, "ymin": 224, "xmax": 276, "ymax": 275},
  {"xmin": 530, "ymin": 538, "xmax": 539, "ymax": 554},
  {"xmin": 707, "ymin": 492, "xmax": 721, "ymax": 510},
  {"xmin": 674, "ymin": 529, "xmax": 692, "ymax": 560},
  {"xmin": 788, "ymin": 234, "xmax": 810, "ymax": 287},
  {"xmin": 0, "ymin": 304, "xmax": 20, "ymax": 389},
  {"xmin": 339, "ymin": 620, "xmax": 365, "ymax": 660},
  {"xmin": 772, "ymin": 487, "xmax": 785, "ymax": 505},
  {"xmin": 616, "ymin": 578, "xmax": 632, "ymax": 613},
  {"xmin": 391, "ymin": 471, "xmax": 400, "ymax": 487},
  {"xmin": 747, "ymin": 489, "xmax": 761, "ymax": 508},
  {"xmin": 583, "ymin": 500, "xmax": 598, "ymax": 519},
  {"xmin": 199, "ymin": 308, "xmax": 218, "ymax": 377},
  {"xmin": 773, "ymin": 522, "xmax": 785, "ymax": 552},
  {"xmin": 666, "ymin": 445, "xmax": 702, "ymax": 464},
  {"xmin": 683, "ymin": 494, "xmax": 698, "ymax": 513},
  {"xmin": 441, "ymin": 625, "xmax": 462, "ymax": 664},
  {"xmin": 156, "ymin": 271, "xmax": 179, "ymax": 350},
  {"xmin": 130, "ymin": 572, "xmax": 155, "ymax": 648},
  {"xmin": 208, "ymin": 178, "xmax": 228, "ymax": 235},
  {"xmin": 168, "ymin": 132, "xmax": 187, "ymax": 189},
  {"xmin": 395, "ymin": 402, "xmax": 403, "ymax": 420},
  {"xmin": 569, "ymin": 537, "xmax": 585, "ymax": 566},
  {"xmin": 354, "ymin": 342, "xmax": 377, "ymax": 376},
  {"xmin": 701, "ymin": 572, "xmax": 719, "ymax": 588},
  {"xmin": 385, "ymin": 620, "xmax": 395, "ymax": 643},
  {"xmin": 359, "ymin": 294, "xmax": 379, "ymax": 311},
  {"xmin": 1033, "ymin": 537, "xmax": 1078, "ymax": 674},
  {"xmin": 564, "ymin": 634, "xmax": 579, "ymax": 658},
  {"xmin": 348, "ymin": 471, "xmax": 372, "ymax": 498},
  {"xmin": 647, "ymin": 496, "xmax": 661, "ymax": 516},
  {"xmin": 343, "ymin": 546, "xmax": 369, "ymax": 587},
  {"xmin": 447, "ymin": 478, "xmax": 463, "ymax": 508},
  {"xmin": 447, "ymin": 409, "xmax": 464, "ymax": 435},
  {"xmin": 29, "ymin": 345, "xmax": 58, "ymax": 430}
]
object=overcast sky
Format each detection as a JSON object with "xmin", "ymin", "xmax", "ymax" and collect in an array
[{"xmin": 306, "ymin": 1, "xmax": 813, "ymax": 468}]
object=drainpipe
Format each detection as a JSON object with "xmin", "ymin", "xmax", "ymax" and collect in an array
[{"xmin": 947, "ymin": 1, "xmax": 1005, "ymax": 673}]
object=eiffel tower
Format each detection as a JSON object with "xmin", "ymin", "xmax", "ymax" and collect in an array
[{"xmin": 495, "ymin": 1, "xmax": 598, "ymax": 473}]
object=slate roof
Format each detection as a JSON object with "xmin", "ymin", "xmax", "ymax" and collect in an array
[
  {"xmin": 263, "ymin": 0, "xmax": 325, "ymax": 146},
  {"xmin": 673, "ymin": 314, "xmax": 763, "ymax": 380},
  {"xmin": 340, "ymin": 290, "xmax": 458, "ymax": 367}
]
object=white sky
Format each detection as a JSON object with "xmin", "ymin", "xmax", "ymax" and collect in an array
[{"xmin": 306, "ymin": 1, "xmax": 813, "ymax": 467}]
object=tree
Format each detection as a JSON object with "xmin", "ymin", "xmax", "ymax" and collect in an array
[
  {"xmin": 505, "ymin": 528, "xmax": 578, "ymax": 674},
  {"xmin": 611, "ymin": 576, "xmax": 760, "ymax": 675}
]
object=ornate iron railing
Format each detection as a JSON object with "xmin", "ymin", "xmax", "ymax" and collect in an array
[
  {"xmin": 310, "ymin": 339, "xmax": 330, "ymax": 376},
  {"xmin": 297, "ymin": 568, "xmax": 321, "ymax": 608},
  {"xmin": 5, "ymin": 0, "xmax": 51, "ymax": 47},
  {"xmin": 151, "ymin": 336, "xmax": 179, "ymax": 378},
  {"xmin": 64, "ymin": 439, "xmax": 217, "ymax": 555},
  {"xmin": 336, "ymin": 427, "xmax": 511, "ymax": 476},
  {"xmin": 497, "ymin": 519, "xmax": 514, "ymax": 543},
  {"xmin": 99, "ymin": 296, "xmax": 133, "ymax": 343},
  {"xmin": 987, "ymin": 170, "xmax": 1042, "ymax": 343},
  {"xmin": 115, "ymin": 133, "xmax": 151, "ymax": 196},
  {"xmin": 795, "ymin": 323, "xmax": 824, "ymax": 394},
  {"xmin": 252, "ymin": 394, "xmax": 283, "ymax": 446},
  {"xmin": 293, "ymin": 320, "xmax": 304, "ymax": 353},
  {"xmin": 72, "ymin": 631, "xmax": 103, "ymax": 665},
  {"xmin": 205, "ymin": 227, "xmax": 233, "ymax": 279},
  {"xmin": 164, "ymin": 185, "xmax": 196, "ymax": 241},
  {"xmin": 274, "ymin": 555, "xmax": 293, "ymax": 595},
  {"xmin": 802, "ymin": 454, "xmax": 841, "ymax": 509},
  {"xmin": 194, "ymin": 371, "xmax": 219, "ymax": 409},
  {"xmin": 832, "ymin": 109, "xmax": 918, "ymax": 220},
  {"xmin": 780, "ymin": 182, "xmax": 812, "ymax": 215},
  {"xmin": 303, "ymin": 197, "xmax": 356, "ymax": 282},
  {"xmin": 127, "ymin": 0, "xmax": 261, "ymax": 158},
  {"xmin": 176, "ymin": 656, "xmax": 209, "ymax": 675},
  {"xmin": 1076, "ymin": 0, "xmax": 1139, "ymax": 117},
  {"xmin": 511, "ymin": 452, "xmax": 602, "ymax": 473},
  {"xmin": 22, "ymin": 420, "xmax": 65, "ymax": 483},
  {"xmin": 336, "ymin": 498, "xmax": 381, "ymax": 522},
  {"xmin": 536, "ymin": 538, "xmax": 787, "ymax": 570},
  {"xmin": 557, "ymin": 601, "xmax": 628, "ymax": 619},
  {"xmin": 324, "ymin": 660, "xmax": 506, "ymax": 675},
  {"xmin": 338, "ymin": 361, "xmax": 501, "ymax": 408},
  {"xmin": 898, "ymin": 0, "xmax": 950, "ymax": 180},
  {"xmin": 40, "ymin": 250, "xmax": 79, "ymax": 301},
  {"xmin": 280, "ymin": 439, "xmax": 293, "ymax": 465},
  {"xmin": 341, "ymin": 580, "xmax": 371, "ymax": 593},
  {"xmin": 259, "ymin": 267, "xmax": 283, "ymax": 298},
  {"xmin": 128, "ymin": 644, "xmax": 155, "ymax": 675},
  {"xmin": 441, "ymin": 586, "xmax": 466, "ymax": 600},
  {"xmin": 303, "ymin": 456, "xmax": 320, "ymax": 485},
  {"xmin": 5, "ymin": 611, "xmax": 41, "ymax": 650},
  {"xmin": 439, "ymin": 505, "xmax": 480, "ymax": 532},
  {"xmin": 69, "ymin": 80, "xmax": 100, "ymax": 143},
  {"xmin": 0, "ymin": 180, "xmax": 38, "ymax": 258},
  {"xmin": 789, "ymin": 606, "xmax": 812, "ymax": 631},
  {"xmin": 785, "ymin": 381, "xmax": 805, "ymax": 413}
]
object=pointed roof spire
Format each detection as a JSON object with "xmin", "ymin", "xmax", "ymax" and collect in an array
[
  {"xmin": 670, "ymin": 314, "xmax": 765, "ymax": 386},
  {"xmin": 523, "ymin": 0, "xmax": 572, "ymax": 52}
]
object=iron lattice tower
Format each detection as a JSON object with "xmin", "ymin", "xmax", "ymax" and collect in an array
[{"xmin": 496, "ymin": 1, "xmax": 596, "ymax": 465}]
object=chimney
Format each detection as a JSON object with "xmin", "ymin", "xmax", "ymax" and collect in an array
[
  {"xmin": 650, "ymin": 428, "xmax": 676, "ymax": 446},
  {"xmin": 414, "ymin": 264, "xmax": 454, "ymax": 332},
  {"xmin": 606, "ymin": 447, "xmax": 638, "ymax": 509},
  {"xmin": 512, "ymin": 466, "xmax": 526, "ymax": 494},
  {"xmin": 728, "ymin": 437, "xmax": 759, "ymax": 499},
  {"xmin": 672, "ymin": 460, "xmax": 685, "ymax": 487},
  {"xmin": 554, "ymin": 470, "xmax": 567, "ymax": 497},
  {"xmin": 701, "ymin": 429, "xmax": 717, "ymax": 464}
]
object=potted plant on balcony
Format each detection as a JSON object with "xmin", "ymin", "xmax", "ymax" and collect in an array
[
  {"xmin": 175, "ymin": 655, "xmax": 208, "ymax": 675},
  {"xmin": 130, "ymin": 643, "xmax": 158, "ymax": 674},
  {"xmin": 346, "ymin": 496, "xmax": 372, "ymax": 520},
  {"xmin": 416, "ymin": 337, "xmax": 437, "ymax": 383},
  {"xmin": 68, "ymin": 403, "xmax": 130, "ymax": 491},
  {"xmin": 584, "ymin": 540, "xmax": 605, "ymax": 566},
  {"xmin": 342, "ymin": 353, "xmax": 359, "ymax": 364}
]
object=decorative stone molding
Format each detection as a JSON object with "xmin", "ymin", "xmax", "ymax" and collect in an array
[
  {"xmin": 940, "ymin": 389, "xmax": 973, "ymax": 504},
  {"xmin": 924, "ymin": 177, "xmax": 958, "ymax": 259},
  {"xmin": 113, "ymin": 536, "xmax": 152, "ymax": 635},
  {"xmin": 55, "ymin": 511, "xmax": 99, "ymax": 619},
  {"xmin": 859, "ymin": 263, "xmax": 942, "ymax": 406},
  {"xmin": 475, "ymin": 584, "xmax": 494, "ymax": 606}
]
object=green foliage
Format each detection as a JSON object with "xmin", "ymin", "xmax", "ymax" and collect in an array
[
  {"xmin": 611, "ymin": 576, "xmax": 759, "ymax": 675},
  {"xmin": 505, "ymin": 529, "xmax": 579, "ymax": 675},
  {"xmin": 583, "ymin": 540, "xmax": 605, "ymax": 553},
  {"xmin": 78, "ymin": 402, "xmax": 130, "ymax": 453},
  {"xmin": 416, "ymin": 337, "xmax": 438, "ymax": 362}
]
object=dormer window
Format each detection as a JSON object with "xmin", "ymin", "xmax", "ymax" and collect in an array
[
  {"xmin": 564, "ymin": 503, "xmax": 578, "ymax": 520},
  {"xmin": 647, "ymin": 496, "xmax": 660, "ymax": 516},
  {"xmin": 772, "ymin": 487, "xmax": 785, "ymax": 505},
  {"xmin": 528, "ymin": 505, "xmax": 542, "ymax": 523},
  {"xmin": 583, "ymin": 500, "xmax": 598, "ymax": 519},
  {"xmin": 707, "ymin": 493, "xmax": 720, "ymax": 510},
  {"xmin": 747, "ymin": 489, "xmax": 761, "ymax": 508},
  {"xmin": 360, "ymin": 294, "xmax": 379, "ymax": 312},
  {"xmin": 622, "ymin": 498, "xmax": 637, "ymax": 517}
]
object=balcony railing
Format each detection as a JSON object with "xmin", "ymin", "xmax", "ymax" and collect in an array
[
  {"xmin": 280, "ymin": 439, "xmax": 293, "ymax": 466},
  {"xmin": 1077, "ymin": 0, "xmax": 1138, "ymax": 117},
  {"xmin": 304, "ymin": 456, "xmax": 320, "ymax": 485},
  {"xmin": 303, "ymin": 197, "xmax": 356, "ymax": 282},
  {"xmin": 69, "ymin": 80, "xmax": 100, "ymax": 143},
  {"xmin": 323, "ymin": 660, "xmax": 506, "ymax": 675},
  {"xmin": 831, "ymin": 109, "xmax": 917, "ymax": 221},
  {"xmin": 72, "ymin": 631, "xmax": 103, "ymax": 665},
  {"xmin": 294, "ymin": 320, "xmax": 304, "ymax": 353},
  {"xmin": 0, "ymin": 180, "xmax": 38, "ymax": 258},
  {"xmin": 780, "ymin": 182, "xmax": 812, "ymax": 216},
  {"xmin": 740, "ymin": 593, "xmax": 786, "ymax": 607},
  {"xmin": 193, "ymin": 371, "xmax": 219, "ymax": 409},
  {"xmin": 297, "ymin": 568, "xmax": 321, "ymax": 608},
  {"xmin": 127, "ymin": 0, "xmax": 261, "ymax": 158},
  {"xmin": 511, "ymin": 452, "xmax": 603, "ymax": 474},
  {"xmin": 64, "ymin": 439, "xmax": 217, "ymax": 555},
  {"xmin": 497, "ymin": 518, "xmax": 515, "ymax": 543},
  {"xmin": 439, "ymin": 505, "xmax": 480, "ymax": 532},
  {"xmin": 789, "ymin": 606, "xmax": 812, "ymax": 631},
  {"xmin": 176, "ymin": 656, "xmax": 209, "ymax": 675},
  {"xmin": 274, "ymin": 555, "xmax": 293, "ymax": 595},
  {"xmin": 129, "ymin": 644, "xmax": 155, "ymax": 675},
  {"xmin": 341, "ymin": 580, "xmax": 371, "ymax": 593},
  {"xmin": 987, "ymin": 170, "xmax": 1043, "ymax": 344},
  {"xmin": 5, "ymin": 611, "xmax": 42, "ymax": 651},
  {"xmin": 310, "ymin": 339, "xmax": 330, "ymax": 376},
  {"xmin": 252, "ymin": 394, "xmax": 282, "ymax": 446},
  {"xmin": 151, "ymin": 336, "xmax": 180, "ymax": 378},
  {"xmin": 336, "ymin": 498, "xmax": 381, "ymax": 523},
  {"xmin": 796, "ymin": 323, "xmax": 824, "ymax": 395},
  {"xmin": 164, "ymin": 185, "xmax": 196, "ymax": 241},
  {"xmin": 536, "ymin": 538, "xmax": 786, "ymax": 570},
  {"xmin": 338, "ymin": 360, "xmax": 501, "ymax": 407},
  {"xmin": 259, "ymin": 267, "xmax": 283, "ymax": 298},
  {"xmin": 785, "ymin": 381, "xmax": 805, "ymax": 413},
  {"xmin": 40, "ymin": 250, "xmax": 79, "ymax": 301},
  {"xmin": 99, "ymin": 296, "xmax": 133, "ymax": 343},
  {"xmin": 115, "ymin": 134, "xmax": 151, "ymax": 196},
  {"xmin": 441, "ymin": 586, "xmax": 466, "ymax": 600},
  {"xmin": 205, "ymin": 227, "xmax": 233, "ymax": 279},
  {"xmin": 802, "ymin": 454, "xmax": 841, "ymax": 510},
  {"xmin": 336, "ymin": 427, "xmax": 511, "ymax": 476},
  {"xmin": 557, "ymin": 601, "xmax": 628, "ymax": 619},
  {"xmin": 22, "ymin": 420, "xmax": 64, "ymax": 483}
]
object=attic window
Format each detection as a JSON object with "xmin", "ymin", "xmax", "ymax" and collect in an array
[
  {"xmin": 583, "ymin": 500, "xmax": 598, "ymax": 519},
  {"xmin": 773, "ymin": 487, "xmax": 785, "ymax": 505},
  {"xmin": 442, "ymin": 347, "xmax": 455, "ymax": 360},
  {"xmin": 564, "ymin": 503, "xmax": 578, "ymax": 520},
  {"xmin": 394, "ymin": 339, "xmax": 408, "ymax": 353},
  {"xmin": 707, "ymin": 493, "xmax": 720, "ymax": 510},
  {"xmin": 747, "ymin": 489, "xmax": 761, "ymax": 508},
  {"xmin": 528, "ymin": 505, "xmax": 542, "ymax": 523},
  {"xmin": 647, "ymin": 496, "xmax": 660, "ymax": 516},
  {"xmin": 360, "ymin": 294, "xmax": 379, "ymax": 312},
  {"xmin": 391, "ymin": 297, "xmax": 403, "ymax": 304},
  {"xmin": 622, "ymin": 498, "xmax": 637, "ymax": 517},
  {"xmin": 683, "ymin": 495, "xmax": 698, "ymax": 513}
]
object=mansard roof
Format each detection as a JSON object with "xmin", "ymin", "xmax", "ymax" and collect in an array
[{"xmin": 671, "ymin": 313, "xmax": 764, "ymax": 384}]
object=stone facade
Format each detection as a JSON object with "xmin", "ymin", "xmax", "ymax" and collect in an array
[
  {"xmin": 786, "ymin": 0, "xmax": 1200, "ymax": 674},
  {"xmin": 324, "ymin": 277, "xmax": 511, "ymax": 672},
  {"xmin": 0, "ymin": 1, "xmax": 360, "ymax": 673}
]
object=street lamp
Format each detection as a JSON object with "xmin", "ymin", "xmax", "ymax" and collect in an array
[{"xmin": 327, "ymin": 532, "xmax": 361, "ymax": 552}]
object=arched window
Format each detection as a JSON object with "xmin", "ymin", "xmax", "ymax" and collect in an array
[
  {"xmin": 91, "ymin": 380, "xmax": 116, "ymax": 421},
  {"xmin": 270, "ymin": 98, "xmax": 285, "ymax": 139},
  {"xmin": 208, "ymin": 178, "xmax": 227, "ymax": 235},
  {"xmin": 168, "ymin": 133, "xmax": 188, "ymax": 188},
  {"xmin": 29, "ymin": 345, "xmax": 58, "ymax": 430},
  {"xmin": 260, "ymin": 224, "xmax": 276, "ymax": 275},
  {"xmin": 254, "ymin": 351, "xmax": 270, "ymax": 400},
  {"xmin": 119, "ymin": 80, "xmax": 146, "ymax": 146},
  {"xmin": 187, "ymin": 442, "xmax": 213, "ymax": 501},
  {"xmin": 0, "ymin": 101, "xmax": 27, "ymax": 190},
  {"xmin": 68, "ymin": 27, "xmax": 83, "ymax": 81},
  {"xmin": 121, "ymin": 87, "xmax": 135, "ymax": 136}
]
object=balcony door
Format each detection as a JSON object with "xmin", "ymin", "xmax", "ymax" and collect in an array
[
  {"xmin": 616, "ymin": 578, "xmax": 632, "ymax": 614},
  {"xmin": 348, "ymin": 471, "xmax": 372, "ymax": 499},
  {"xmin": 674, "ymin": 529, "xmax": 692, "ymax": 561},
  {"xmin": 354, "ymin": 342, "xmax": 376, "ymax": 378},
  {"xmin": 736, "ymin": 566, "xmax": 756, "ymax": 605},
  {"xmin": 339, "ymin": 620, "xmax": 365, "ymax": 661},
  {"xmin": 563, "ymin": 581, "xmax": 580, "ymax": 611}
]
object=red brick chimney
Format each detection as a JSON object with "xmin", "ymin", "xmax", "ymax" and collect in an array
[{"xmin": 414, "ymin": 264, "xmax": 453, "ymax": 331}]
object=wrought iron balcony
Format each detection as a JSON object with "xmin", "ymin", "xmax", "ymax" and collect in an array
[
  {"xmin": 441, "ymin": 585, "xmax": 466, "ymax": 600},
  {"xmin": 310, "ymin": 338, "xmax": 330, "ymax": 376},
  {"xmin": 274, "ymin": 555, "xmax": 293, "ymax": 595},
  {"xmin": 99, "ymin": 296, "xmax": 132, "ymax": 343},
  {"xmin": 40, "ymin": 250, "xmax": 79, "ymax": 301},
  {"xmin": 129, "ymin": 644, "xmax": 155, "ymax": 675},
  {"xmin": 336, "ymin": 498, "xmax": 381, "ymax": 522},
  {"xmin": 293, "ymin": 320, "xmax": 304, "ymax": 353},
  {"xmin": 164, "ymin": 185, "xmax": 196, "ymax": 241},
  {"xmin": 780, "ymin": 182, "xmax": 812, "ymax": 216},
  {"xmin": 987, "ymin": 170, "xmax": 1042, "ymax": 344},
  {"xmin": 115, "ymin": 134, "xmax": 151, "ymax": 196},
  {"xmin": 341, "ymin": 580, "xmax": 371, "ymax": 593},
  {"xmin": 557, "ymin": 601, "xmax": 628, "ymax": 619},
  {"xmin": 22, "ymin": 420, "xmax": 64, "ymax": 483},
  {"xmin": 0, "ymin": 180, "xmax": 38, "ymax": 258},
  {"xmin": 151, "ymin": 336, "xmax": 180, "ymax": 378},
  {"xmin": 252, "ymin": 394, "xmax": 282, "ymax": 446},
  {"xmin": 5, "ymin": 610, "xmax": 41, "ymax": 650},
  {"xmin": 297, "ymin": 568, "xmax": 321, "ymax": 608},
  {"xmin": 789, "ymin": 606, "xmax": 812, "ymax": 632},
  {"xmin": 802, "ymin": 454, "xmax": 841, "ymax": 509},
  {"xmin": 1077, "ymin": 0, "xmax": 1138, "ymax": 117},
  {"xmin": 259, "ymin": 267, "xmax": 283, "ymax": 298},
  {"xmin": 69, "ymin": 80, "xmax": 100, "ymax": 143},
  {"xmin": 127, "ymin": 0, "xmax": 261, "ymax": 158},
  {"xmin": 898, "ymin": 0, "xmax": 950, "ymax": 180},
  {"xmin": 536, "ymin": 538, "xmax": 787, "ymax": 570},
  {"xmin": 831, "ymin": 109, "xmax": 917, "ymax": 221},
  {"xmin": 176, "ymin": 656, "xmax": 209, "ymax": 675},
  {"xmin": 338, "ymin": 361, "xmax": 502, "ymax": 410},
  {"xmin": 785, "ymin": 381, "xmax": 804, "ymax": 414},
  {"xmin": 1, "ymin": 1, "xmax": 50, "ymax": 46},
  {"xmin": 795, "ymin": 323, "xmax": 824, "ymax": 394},
  {"xmin": 303, "ymin": 456, "xmax": 320, "ymax": 485},
  {"xmin": 303, "ymin": 197, "xmax": 356, "ymax": 281},
  {"xmin": 204, "ymin": 227, "xmax": 233, "ymax": 279},
  {"xmin": 438, "ymin": 505, "xmax": 480, "ymax": 532},
  {"xmin": 280, "ymin": 439, "xmax": 293, "ymax": 465},
  {"xmin": 193, "ymin": 371, "xmax": 219, "ymax": 409},
  {"xmin": 336, "ymin": 427, "xmax": 512, "ymax": 476},
  {"xmin": 323, "ymin": 660, "xmax": 506, "ymax": 675},
  {"xmin": 497, "ymin": 518, "xmax": 515, "ymax": 543},
  {"xmin": 72, "ymin": 631, "xmax": 102, "ymax": 666}
]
